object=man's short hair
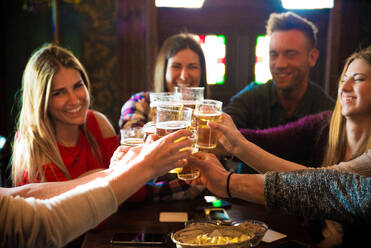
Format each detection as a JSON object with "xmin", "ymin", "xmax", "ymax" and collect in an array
[{"xmin": 266, "ymin": 12, "xmax": 318, "ymax": 48}]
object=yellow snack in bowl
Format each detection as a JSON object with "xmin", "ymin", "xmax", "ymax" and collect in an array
[{"xmin": 194, "ymin": 233, "xmax": 250, "ymax": 245}]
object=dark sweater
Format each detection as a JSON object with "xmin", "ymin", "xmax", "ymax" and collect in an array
[
  {"xmin": 265, "ymin": 168, "xmax": 371, "ymax": 247},
  {"xmin": 239, "ymin": 111, "xmax": 332, "ymax": 167}
]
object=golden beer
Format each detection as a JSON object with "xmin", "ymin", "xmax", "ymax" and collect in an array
[
  {"xmin": 156, "ymin": 106, "xmax": 199, "ymax": 180},
  {"xmin": 120, "ymin": 127, "xmax": 145, "ymax": 147},
  {"xmin": 195, "ymin": 112, "xmax": 222, "ymax": 149},
  {"xmin": 182, "ymin": 100, "xmax": 197, "ymax": 110},
  {"xmin": 149, "ymin": 92, "xmax": 182, "ymax": 122},
  {"xmin": 156, "ymin": 120, "xmax": 190, "ymax": 137},
  {"xmin": 194, "ymin": 100, "xmax": 223, "ymax": 150},
  {"xmin": 177, "ymin": 165, "xmax": 200, "ymax": 180},
  {"xmin": 156, "ymin": 120, "xmax": 193, "ymax": 174},
  {"xmin": 143, "ymin": 121, "xmax": 156, "ymax": 140},
  {"xmin": 121, "ymin": 138, "xmax": 144, "ymax": 147}
]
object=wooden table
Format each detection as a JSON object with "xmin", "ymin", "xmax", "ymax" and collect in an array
[{"xmin": 82, "ymin": 197, "xmax": 314, "ymax": 247}]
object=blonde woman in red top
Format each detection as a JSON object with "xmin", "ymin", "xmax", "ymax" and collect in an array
[{"xmin": 12, "ymin": 44, "xmax": 119, "ymax": 185}]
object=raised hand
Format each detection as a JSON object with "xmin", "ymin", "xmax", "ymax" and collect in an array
[
  {"xmin": 117, "ymin": 130, "xmax": 193, "ymax": 178},
  {"xmin": 110, "ymin": 145, "xmax": 138, "ymax": 168},
  {"xmin": 187, "ymin": 152, "xmax": 229, "ymax": 198},
  {"xmin": 208, "ymin": 113, "xmax": 246, "ymax": 156}
]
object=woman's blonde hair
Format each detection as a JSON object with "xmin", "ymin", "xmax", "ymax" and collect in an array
[
  {"xmin": 323, "ymin": 45, "xmax": 371, "ymax": 165},
  {"xmin": 153, "ymin": 32, "xmax": 208, "ymax": 96},
  {"xmin": 12, "ymin": 43, "xmax": 101, "ymax": 185}
]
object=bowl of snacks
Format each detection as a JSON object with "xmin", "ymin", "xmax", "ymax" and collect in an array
[
  {"xmin": 233, "ymin": 220, "xmax": 268, "ymax": 247},
  {"xmin": 171, "ymin": 222, "xmax": 254, "ymax": 248}
]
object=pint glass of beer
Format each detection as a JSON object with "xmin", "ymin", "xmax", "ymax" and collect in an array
[
  {"xmin": 194, "ymin": 100, "xmax": 223, "ymax": 149},
  {"xmin": 120, "ymin": 127, "xmax": 145, "ymax": 147},
  {"xmin": 174, "ymin": 86, "xmax": 204, "ymax": 109},
  {"xmin": 174, "ymin": 86, "xmax": 205, "ymax": 130},
  {"xmin": 149, "ymin": 92, "xmax": 182, "ymax": 121},
  {"xmin": 156, "ymin": 106, "xmax": 199, "ymax": 180}
]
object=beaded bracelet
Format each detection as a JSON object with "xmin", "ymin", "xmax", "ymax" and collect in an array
[{"xmin": 226, "ymin": 171, "xmax": 234, "ymax": 198}]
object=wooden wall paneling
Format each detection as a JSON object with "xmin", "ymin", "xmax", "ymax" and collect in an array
[
  {"xmin": 76, "ymin": 0, "xmax": 119, "ymax": 126},
  {"xmin": 295, "ymin": 10, "xmax": 331, "ymax": 93},
  {"xmin": 117, "ymin": 0, "xmax": 158, "ymax": 120},
  {"xmin": 325, "ymin": 0, "xmax": 368, "ymax": 99},
  {"xmin": 325, "ymin": 0, "xmax": 342, "ymax": 98},
  {"xmin": 144, "ymin": 1, "xmax": 158, "ymax": 92}
]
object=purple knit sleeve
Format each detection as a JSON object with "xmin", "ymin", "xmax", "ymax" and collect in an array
[{"xmin": 239, "ymin": 111, "xmax": 332, "ymax": 166}]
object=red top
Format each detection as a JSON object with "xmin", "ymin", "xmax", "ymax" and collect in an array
[{"xmin": 20, "ymin": 110, "xmax": 119, "ymax": 184}]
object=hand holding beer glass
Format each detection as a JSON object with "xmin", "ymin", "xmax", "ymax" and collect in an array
[
  {"xmin": 156, "ymin": 106, "xmax": 200, "ymax": 180},
  {"xmin": 194, "ymin": 100, "xmax": 223, "ymax": 149}
]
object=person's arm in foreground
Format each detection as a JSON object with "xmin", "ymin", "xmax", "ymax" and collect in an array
[
  {"xmin": 0, "ymin": 130, "xmax": 192, "ymax": 248},
  {"xmin": 209, "ymin": 113, "xmax": 310, "ymax": 173},
  {"xmin": 265, "ymin": 169, "xmax": 371, "ymax": 226},
  {"xmin": 188, "ymin": 153, "xmax": 371, "ymax": 226}
]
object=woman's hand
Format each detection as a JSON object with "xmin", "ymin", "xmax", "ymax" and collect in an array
[
  {"xmin": 187, "ymin": 152, "xmax": 229, "ymax": 198},
  {"xmin": 116, "ymin": 130, "xmax": 193, "ymax": 178},
  {"xmin": 208, "ymin": 113, "xmax": 246, "ymax": 156}
]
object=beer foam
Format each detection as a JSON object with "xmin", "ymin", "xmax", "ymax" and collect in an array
[{"xmin": 156, "ymin": 120, "xmax": 190, "ymax": 130}]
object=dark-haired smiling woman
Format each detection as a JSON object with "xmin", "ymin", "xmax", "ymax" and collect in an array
[{"xmin": 118, "ymin": 32, "xmax": 207, "ymax": 129}]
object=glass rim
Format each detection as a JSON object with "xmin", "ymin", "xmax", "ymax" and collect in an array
[
  {"xmin": 197, "ymin": 99, "xmax": 223, "ymax": 106},
  {"xmin": 150, "ymin": 101, "xmax": 183, "ymax": 107},
  {"xmin": 174, "ymin": 86, "xmax": 205, "ymax": 90},
  {"xmin": 156, "ymin": 106, "xmax": 193, "ymax": 113},
  {"xmin": 149, "ymin": 92, "xmax": 182, "ymax": 101},
  {"xmin": 149, "ymin": 91, "xmax": 181, "ymax": 95},
  {"xmin": 120, "ymin": 126, "xmax": 143, "ymax": 131}
]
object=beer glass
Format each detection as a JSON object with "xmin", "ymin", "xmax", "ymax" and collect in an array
[
  {"xmin": 194, "ymin": 99, "xmax": 223, "ymax": 149},
  {"xmin": 174, "ymin": 87, "xmax": 204, "ymax": 109},
  {"xmin": 142, "ymin": 121, "xmax": 156, "ymax": 140},
  {"xmin": 174, "ymin": 86, "xmax": 205, "ymax": 130},
  {"xmin": 149, "ymin": 92, "xmax": 182, "ymax": 121},
  {"xmin": 156, "ymin": 106, "xmax": 199, "ymax": 180},
  {"xmin": 120, "ymin": 127, "xmax": 145, "ymax": 147}
]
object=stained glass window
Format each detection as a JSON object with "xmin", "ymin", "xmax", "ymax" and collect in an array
[
  {"xmin": 254, "ymin": 35, "xmax": 271, "ymax": 84},
  {"xmin": 195, "ymin": 35, "xmax": 226, "ymax": 85}
]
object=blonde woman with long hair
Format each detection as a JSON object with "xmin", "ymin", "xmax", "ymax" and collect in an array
[
  {"xmin": 199, "ymin": 45, "xmax": 371, "ymax": 247},
  {"xmin": 209, "ymin": 45, "xmax": 371, "ymax": 175},
  {"xmin": 12, "ymin": 44, "xmax": 118, "ymax": 185}
]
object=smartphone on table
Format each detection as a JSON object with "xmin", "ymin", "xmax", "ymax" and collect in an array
[
  {"xmin": 110, "ymin": 232, "xmax": 166, "ymax": 245},
  {"xmin": 204, "ymin": 208, "xmax": 231, "ymax": 223}
]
